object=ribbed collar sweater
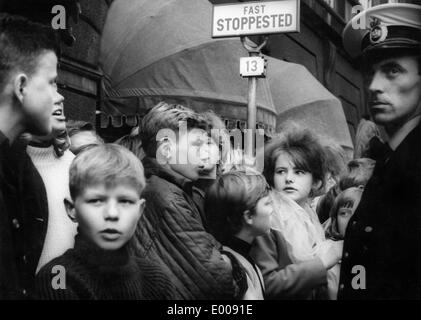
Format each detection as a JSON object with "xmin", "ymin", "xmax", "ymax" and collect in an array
[
  {"xmin": 35, "ymin": 234, "xmax": 176, "ymax": 300},
  {"xmin": 26, "ymin": 145, "xmax": 77, "ymax": 272}
]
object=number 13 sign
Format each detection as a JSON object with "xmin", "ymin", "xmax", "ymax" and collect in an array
[{"xmin": 239, "ymin": 56, "xmax": 267, "ymax": 77}]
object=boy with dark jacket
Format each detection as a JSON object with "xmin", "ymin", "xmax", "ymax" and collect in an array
[
  {"xmin": 0, "ymin": 13, "xmax": 64, "ymax": 299},
  {"xmin": 133, "ymin": 102, "xmax": 243, "ymax": 299}
]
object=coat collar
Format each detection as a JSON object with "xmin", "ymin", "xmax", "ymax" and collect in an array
[
  {"xmin": 392, "ymin": 122, "xmax": 421, "ymax": 157},
  {"xmin": 142, "ymin": 157, "xmax": 194, "ymax": 194},
  {"xmin": 388, "ymin": 115, "xmax": 421, "ymax": 151}
]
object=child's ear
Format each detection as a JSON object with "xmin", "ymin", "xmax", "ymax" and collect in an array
[
  {"xmin": 13, "ymin": 73, "xmax": 28, "ymax": 103},
  {"xmin": 138, "ymin": 198, "xmax": 146, "ymax": 218},
  {"xmin": 64, "ymin": 198, "xmax": 77, "ymax": 223},
  {"xmin": 242, "ymin": 209, "xmax": 254, "ymax": 226},
  {"xmin": 156, "ymin": 137, "xmax": 174, "ymax": 164},
  {"xmin": 313, "ymin": 179, "xmax": 323, "ymax": 192}
]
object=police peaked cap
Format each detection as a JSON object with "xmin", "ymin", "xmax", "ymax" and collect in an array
[{"xmin": 343, "ymin": 3, "xmax": 421, "ymax": 59}]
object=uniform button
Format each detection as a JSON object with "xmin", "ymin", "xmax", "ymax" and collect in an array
[
  {"xmin": 12, "ymin": 218, "xmax": 20, "ymax": 229},
  {"xmin": 339, "ymin": 284, "xmax": 345, "ymax": 290},
  {"xmin": 365, "ymin": 226, "xmax": 373, "ymax": 233},
  {"xmin": 344, "ymin": 252, "xmax": 349, "ymax": 258},
  {"xmin": 352, "ymin": 221, "xmax": 357, "ymax": 227},
  {"xmin": 22, "ymin": 255, "xmax": 27, "ymax": 264},
  {"xmin": 22, "ymin": 289, "xmax": 27, "ymax": 296}
]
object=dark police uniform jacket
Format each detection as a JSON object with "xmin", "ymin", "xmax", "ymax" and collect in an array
[
  {"xmin": 338, "ymin": 123, "xmax": 421, "ymax": 299},
  {"xmin": 0, "ymin": 132, "xmax": 48, "ymax": 299}
]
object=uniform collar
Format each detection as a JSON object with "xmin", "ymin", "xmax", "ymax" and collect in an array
[
  {"xmin": 0, "ymin": 130, "xmax": 9, "ymax": 147},
  {"xmin": 387, "ymin": 115, "xmax": 421, "ymax": 151}
]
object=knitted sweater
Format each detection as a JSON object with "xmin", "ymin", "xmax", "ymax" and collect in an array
[
  {"xmin": 35, "ymin": 235, "xmax": 177, "ymax": 300},
  {"xmin": 26, "ymin": 145, "xmax": 77, "ymax": 272}
]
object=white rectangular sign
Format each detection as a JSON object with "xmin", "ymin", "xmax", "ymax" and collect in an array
[
  {"xmin": 240, "ymin": 56, "xmax": 266, "ymax": 77},
  {"xmin": 212, "ymin": 0, "xmax": 300, "ymax": 38}
]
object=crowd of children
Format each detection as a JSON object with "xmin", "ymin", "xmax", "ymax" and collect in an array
[{"xmin": 0, "ymin": 12, "xmax": 383, "ymax": 300}]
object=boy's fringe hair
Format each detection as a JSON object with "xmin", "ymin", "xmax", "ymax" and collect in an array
[
  {"xmin": 205, "ymin": 171, "xmax": 269, "ymax": 244},
  {"xmin": 69, "ymin": 143, "xmax": 146, "ymax": 199},
  {"xmin": 325, "ymin": 187, "xmax": 363, "ymax": 241}
]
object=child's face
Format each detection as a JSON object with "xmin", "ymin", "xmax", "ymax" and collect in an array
[
  {"xmin": 31, "ymin": 101, "xmax": 66, "ymax": 142},
  {"xmin": 51, "ymin": 102, "xmax": 67, "ymax": 136},
  {"xmin": 66, "ymin": 183, "xmax": 145, "ymax": 250},
  {"xmin": 337, "ymin": 189, "xmax": 363, "ymax": 237},
  {"xmin": 198, "ymin": 137, "xmax": 220, "ymax": 176},
  {"xmin": 250, "ymin": 195, "xmax": 273, "ymax": 236},
  {"xmin": 170, "ymin": 128, "xmax": 210, "ymax": 181},
  {"xmin": 273, "ymin": 152, "xmax": 317, "ymax": 207},
  {"xmin": 21, "ymin": 51, "xmax": 64, "ymax": 136}
]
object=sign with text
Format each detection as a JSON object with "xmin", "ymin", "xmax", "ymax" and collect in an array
[
  {"xmin": 212, "ymin": 0, "xmax": 300, "ymax": 38},
  {"xmin": 240, "ymin": 56, "xmax": 266, "ymax": 77}
]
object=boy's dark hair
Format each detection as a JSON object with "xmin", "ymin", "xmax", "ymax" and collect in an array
[
  {"xmin": 139, "ymin": 101, "xmax": 210, "ymax": 158},
  {"xmin": 316, "ymin": 185, "xmax": 340, "ymax": 224},
  {"xmin": 263, "ymin": 128, "xmax": 327, "ymax": 192},
  {"xmin": 114, "ymin": 126, "xmax": 145, "ymax": 160},
  {"xmin": 205, "ymin": 171, "xmax": 270, "ymax": 244},
  {"xmin": 0, "ymin": 13, "xmax": 59, "ymax": 91},
  {"xmin": 317, "ymin": 157, "xmax": 375, "ymax": 223}
]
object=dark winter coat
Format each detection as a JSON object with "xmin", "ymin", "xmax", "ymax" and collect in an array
[
  {"xmin": 339, "ymin": 124, "xmax": 421, "ymax": 299},
  {"xmin": 131, "ymin": 157, "xmax": 237, "ymax": 300},
  {"xmin": 0, "ymin": 132, "xmax": 48, "ymax": 299}
]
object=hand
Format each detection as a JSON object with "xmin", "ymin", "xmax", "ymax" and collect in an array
[{"xmin": 318, "ymin": 240, "xmax": 344, "ymax": 270}]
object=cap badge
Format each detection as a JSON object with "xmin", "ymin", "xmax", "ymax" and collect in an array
[{"xmin": 369, "ymin": 17, "xmax": 388, "ymax": 44}]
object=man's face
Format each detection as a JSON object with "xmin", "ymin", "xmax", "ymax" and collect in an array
[
  {"xmin": 68, "ymin": 183, "xmax": 144, "ymax": 250},
  {"xmin": 21, "ymin": 51, "xmax": 64, "ymax": 136},
  {"xmin": 366, "ymin": 55, "xmax": 421, "ymax": 128},
  {"xmin": 170, "ymin": 128, "xmax": 209, "ymax": 181}
]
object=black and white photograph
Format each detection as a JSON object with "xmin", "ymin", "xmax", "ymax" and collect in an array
[{"xmin": 1, "ymin": 0, "xmax": 421, "ymax": 311}]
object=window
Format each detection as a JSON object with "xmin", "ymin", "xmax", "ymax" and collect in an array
[{"xmin": 361, "ymin": 0, "xmax": 401, "ymax": 9}]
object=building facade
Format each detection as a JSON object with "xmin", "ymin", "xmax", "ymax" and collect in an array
[{"xmin": 1, "ymin": 0, "xmax": 417, "ymax": 142}]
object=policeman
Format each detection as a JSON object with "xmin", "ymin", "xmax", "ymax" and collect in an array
[{"xmin": 339, "ymin": 4, "xmax": 421, "ymax": 299}]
